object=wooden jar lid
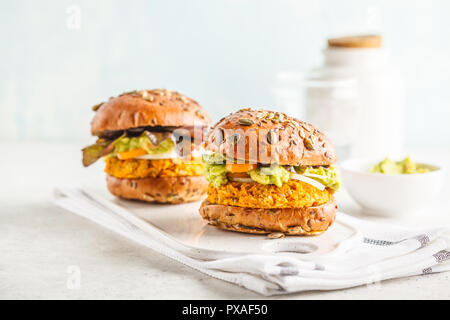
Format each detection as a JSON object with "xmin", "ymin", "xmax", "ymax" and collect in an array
[{"xmin": 328, "ymin": 35, "xmax": 382, "ymax": 48}]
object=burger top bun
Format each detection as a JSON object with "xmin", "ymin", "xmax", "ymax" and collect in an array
[
  {"xmin": 204, "ymin": 108, "xmax": 337, "ymax": 166},
  {"xmin": 90, "ymin": 89, "xmax": 211, "ymax": 135}
]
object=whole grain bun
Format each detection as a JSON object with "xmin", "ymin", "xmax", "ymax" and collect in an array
[
  {"xmin": 91, "ymin": 89, "xmax": 211, "ymax": 135},
  {"xmin": 199, "ymin": 199, "xmax": 337, "ymax": 235},
  {"xmin": 106, "ymin": 174, "xmax": 208, "ymax": 204},
  {"xmin": 204, "ymin": 108, "xmax": 337, "ymax": 166}
]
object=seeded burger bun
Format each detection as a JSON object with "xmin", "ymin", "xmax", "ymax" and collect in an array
[
  {"xmin": 199, "ymin": 201, "xmax": 337, "ymax": 235},
  {"xmin": 199, "ymin": 108, "xmax": 339, "ymax": 235},
  {"xmin": 204, "ymin": 109, "xmax": 337, "ymax": 165},
  {"xmin": 85, "ymin": 89, "xmax": 211, "ymax": 204},
  {"xmin": 106, "ymin": 175, "xmax": 208, "ymax": 204}
]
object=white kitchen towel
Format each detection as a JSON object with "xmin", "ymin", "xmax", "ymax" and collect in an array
[{"xmin": 53, "ymin": 186, "xmax": 450, "ymax": 296}]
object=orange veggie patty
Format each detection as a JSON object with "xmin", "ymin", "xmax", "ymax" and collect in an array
[
  {"xmin": 207, "ymin": 180, "xmax": 333, "ymax": 209},
  {"xmin": 105, "ymin": 157, "xmax": 204, "ymax": 179}
]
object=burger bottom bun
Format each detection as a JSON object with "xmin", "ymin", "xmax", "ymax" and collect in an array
[
  {"xmin": 106, "ymin": 175, "xmax": 208, "ymax": 204},
  {"xmin": 199, "ymin": 199, "xmax": 337, "ymax": 235}
]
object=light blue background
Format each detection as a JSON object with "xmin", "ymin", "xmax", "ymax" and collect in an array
[{"xmin": 1, "ymin": 0, "xmax": 449, "ymax": 146}]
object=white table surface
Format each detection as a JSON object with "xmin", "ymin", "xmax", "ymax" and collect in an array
[{"xmin": 1, "ymin": 141, "xmax": 449, "ymax": 299}]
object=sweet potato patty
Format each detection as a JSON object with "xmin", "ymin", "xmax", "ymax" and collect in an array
[
  {"xmin": 105, "ymin": 157, "xmax": 204, "ymax": 179},
  {"xmin": 207, "ymin": 180, "xmax": 333, "ymax": 209}
]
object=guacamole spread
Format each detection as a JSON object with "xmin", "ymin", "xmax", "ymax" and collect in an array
[
  {"xmin": 204, "ymin": 163, "xmax": 228, "ymax": 188},
  {"xmin": 82, "ymin": 131, "xmax": 177, "ymax": 166},
  {"xmin": 111, "ymin": 133, "xmax": 175, "ymax": 155},
  {"xmin": 249, "ymin": 165, "xmax": 290, "ymax": 188},
  {"xmin": 295, "ymin": 165, "xmax": 341, "ymax": 191},
  {"xmin": 370, "ymin": 156, "xmax": 430, "ymax": 174}
]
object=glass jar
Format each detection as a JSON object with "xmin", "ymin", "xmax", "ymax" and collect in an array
[
  {"xmin": 317, "ymin": 37, "xmax": 406, "ymax": 159},
  {"xmin": 302, "ymin": 75, "xmax": 360, "ymax": 160},
  {"xmin": 272, "ymin": 35, "xmax": 406, "ymax": 160}
]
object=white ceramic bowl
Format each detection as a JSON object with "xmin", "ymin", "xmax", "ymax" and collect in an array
[{"xmin": 340, "ymin": 158, "xmax": 445, "ymax": 217}]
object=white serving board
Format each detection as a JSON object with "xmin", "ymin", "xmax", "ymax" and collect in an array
[{"xmin": 98, "ymin": 187, "xmax": 357, "ymax": 258}]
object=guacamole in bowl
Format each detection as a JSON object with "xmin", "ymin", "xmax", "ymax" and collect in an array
[
  {"xmin": 340, "ymin": 157, "xmax": 444, "ymax": 216},
  {"xmin": 370, "ymin": 156, "xmax": 431, "ymax": 174}
]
